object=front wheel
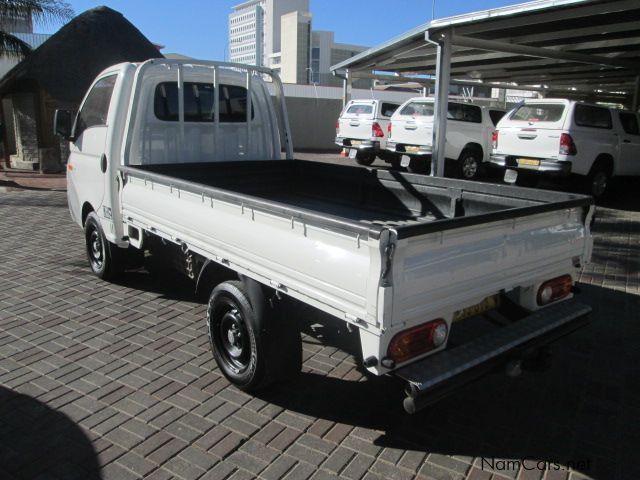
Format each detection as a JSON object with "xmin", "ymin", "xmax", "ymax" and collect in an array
[{"xmin": 84, "ymin": 211, "xmax": 124, "ymax": 280}]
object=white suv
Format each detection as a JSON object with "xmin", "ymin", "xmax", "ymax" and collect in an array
[
  {"xmin": 489, "ymin": 99, "xmax": 640, "ymax": 197},
  {"xmin": 386, "ymin": 98, "xmax": 505, "ymax": 179},
  {"xmin": 335, "ymin": 99, "xmax": 400, "ymax": 166}
]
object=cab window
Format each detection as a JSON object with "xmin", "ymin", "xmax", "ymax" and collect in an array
[
  {"xmin": 154, "ymin": 82, "xmax": 253, "ymax": 123},
  {"xmin": 74, "ymin": 75, "xmax": 117, "ymax": 137},
  {"xmin": 619, "ymin": 112, "xmax": 639, "ymax": 135}
]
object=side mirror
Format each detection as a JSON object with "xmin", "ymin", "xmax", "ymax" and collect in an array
[{"xmin": 53, "ymin": 109, "xmax": 74, "ymax": 140}]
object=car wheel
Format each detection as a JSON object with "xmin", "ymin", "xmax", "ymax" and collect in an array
[
  {"xmin": 587, "ymin": 169, "xmax": 609, "ymax": 198},
  {"xmin": 355, "ymin": 152, "xmax": 375, "ymax": 166},
  {"xmin": 84, "ymin": 211, "xmax": 124, "ymax": 280},
  {"xmin": 407, "ymin": 158, "xmax": 429, "ymax": 174},
  {"xmin": 458, "ymin": 150, "xmax": 482, "ymax": 180},
  {"xmin": 207, "ymin": 281, "xmax": 301, "ymax": 391}
]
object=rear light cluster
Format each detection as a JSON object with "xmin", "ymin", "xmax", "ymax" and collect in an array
[
  {"xmin": 387, "ymin": 319, "xmax": 448, "ymax": 364},
  {"xmin": 537, "ymin": 274, "xmax": 573, "ymax": 306},
  {"xmin": 559, "ymin": 133, "xmax": 577, "ymax": 155},
  {"xmin": 335, "ymin": 120, "xmax": 339, "ymax": 134},
  {"xmin": 372, "ymin": 122, "xmax": 384, "ymax": 138},
  {"xmin": 492, "ymin": 130, "xmax": 499, "ymax": 149}
]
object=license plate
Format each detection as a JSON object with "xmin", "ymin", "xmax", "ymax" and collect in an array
[
  {"xmin": 351, "ymin": 140, "xmax": 362, "ymax": 146},
  {"xmin": 405, "ymin": 146, "xmax": 420, "ymax": 153},
  {"xmin": 400, "ymin": 155, "xmax": 411, "ymax": 167},
  {"xmin": 453, "ymin": 294, "xmax": 501, "ymax": 322},
  {"xmin": 348, "ymin": 149, "xmax": 357, "ymax": 159},
  {"xmin": 504, "ymin": 168, "xmax": 518, "ymax": 183},
  {"xmin": 518, "ymin": 158, "xmax": 540, "ymax": 167}
]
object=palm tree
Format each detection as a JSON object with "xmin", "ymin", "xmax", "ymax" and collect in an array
[{"xmin": 0, "ymin": 0, "xmax": 73, "ymax": 58}]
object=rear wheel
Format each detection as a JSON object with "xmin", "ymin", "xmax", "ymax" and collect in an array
[
  {"xmin": 407, "ymin": 157, "xmax": 429, "ymax": 174},
  {"xmin": 84, "ymin": 211, "xmax": 124, "ymax": 280},
  {"xmin": 355, "ymin": 151, "xmax": 375, "ymax": 166},
  {"xmin": 207, "ymin": 281, "xmax": 301, "ymax": 391},
  {"xmin": 515, "ymin": 173, "xmax": 539, "ymax": 188},
  {"xmin": 458, "ymin": 150, "xmax": 482, "ymax": 180},
  {"xmin": 587, "ymin": 168, "xmax": 610, "ymax": 199}
]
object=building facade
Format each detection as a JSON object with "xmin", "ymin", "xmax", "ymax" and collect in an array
[
  {"xmin": 229, "ymin": 0, "xmax": 309, "ymax": 68},
  {"xmin": 310, "ymin": 31, "xmax": 368, "ymax": 87}
]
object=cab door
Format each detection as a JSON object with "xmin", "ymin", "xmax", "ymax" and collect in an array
[{"xmin": 66, "ymin": 75, "xmax": 117, "ymax": 225}]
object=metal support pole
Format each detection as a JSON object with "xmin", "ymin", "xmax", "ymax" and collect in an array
[
  {"xmin": 342, "ymin": 70, "xmax": 352, "ymax": 107},
  {"xmin": 428, "ymin": 29, "xmax": 451, "ymax": 177},
  {"xmin": 633, "ymin": 75, "xmax": 640, "ymax": 112}
]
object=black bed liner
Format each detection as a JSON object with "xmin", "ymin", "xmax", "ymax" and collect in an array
[{"xmin": 119, "ymin": 160, "xmax": 592, "ymax": 240}]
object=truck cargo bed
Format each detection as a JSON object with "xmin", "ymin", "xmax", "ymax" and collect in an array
[{"xmin": 123, "ymin": 160, "xmax": 591, "ymax": 240}]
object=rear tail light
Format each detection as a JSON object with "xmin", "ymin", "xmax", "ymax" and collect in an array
[
  {"xmin": 492, "ymin": 130, "xmax": 499, "ymax": 149},
  {"xmin": 387, "ymin": 319, "xmax": 448, "ymax": 364},
  {"xmin": 388, "ymin": 122, "xmax": 392, "ymax": 137},
  {"xmin": 559, "ymin": 133, "xmax": 577, "ymax": 155},
  {"xmin": 537, "ymin": 275, "xmax": 573, "ymax": 305},
  {"xmin": 336, "ymin": 120, "xmax": 339, "ymax": 134},
  {"xmin": 372, "ymin": 122, "xmax": 384, "ymax": 138}
]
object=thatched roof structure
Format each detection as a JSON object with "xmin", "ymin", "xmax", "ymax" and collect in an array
[{"xmin": 0, "ymin": 6, "xmax": 163, "ymax": 103}]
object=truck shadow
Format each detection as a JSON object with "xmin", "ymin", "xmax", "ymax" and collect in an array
[
  {"xmin": 0, "ymin": 386, "xmax": 101, "ymax": 479},
  {"xmin": 257, "ymin": 283, "xmax": 638, "ymax": 480}
]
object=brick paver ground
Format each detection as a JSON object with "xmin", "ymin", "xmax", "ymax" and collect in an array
[{"xmin": 0, "ymin": 183, "xmax": 638, "ymax": 480}]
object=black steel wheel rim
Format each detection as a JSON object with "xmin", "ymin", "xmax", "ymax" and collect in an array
[
  {"xmin": 216, "ymin": 304, "xmax": 250, "ymax": 372},
  {"xmin": 88, "ymin": 227, "xmax": 104, "ymax": 271}
]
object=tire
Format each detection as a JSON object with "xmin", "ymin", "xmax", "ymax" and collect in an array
[
  {"xmin": 355, "ymin": 152, "xmax": 375, "ymax": 166},
  {"xmin": 407, "ymin": 157, "xmax": 429, "ymax": 174},
  {"xmin": 515, "ymin": 173, "xmax": 539, "ymax": 188},
  {"xmin": 587, "ymin": 167, "xmax": 610, "ymax": 199},
  {"xmin": 207, "ymin": 281, "xmax": 301, "ymax": 391},
  {"xmin": 458, "ymin": 150, "xmax": 482, "ymax": 180},
  {"xmin": 84, "ymin": 211, "xmax": 124, "ymax": 280}
]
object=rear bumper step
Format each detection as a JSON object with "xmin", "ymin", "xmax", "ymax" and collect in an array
[{"xmin": 396, "ymin": 301, "xmax": 591, "ymax": 414}]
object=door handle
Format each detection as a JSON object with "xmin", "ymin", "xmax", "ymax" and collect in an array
[{"xmin": 100, "ymin": 154, "xmax": 107, "ymax": 173}]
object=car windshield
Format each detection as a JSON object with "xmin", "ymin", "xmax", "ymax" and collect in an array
[
  {"xmin": 511, "ymin": 104, "xmax": 565, "ymax": 122},
  {"xmin": 400, "ymin": 102, "xmax": 434, "ymax": 117}
]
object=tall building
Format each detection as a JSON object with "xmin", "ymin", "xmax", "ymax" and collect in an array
[
  {"xmin": 279, "ymin": 11, "xmax": 311, "ymax": 84},
  {"xmin": 310, "ymin": 31, "xmax": 368, "ymax": 87},
  {"xmin": 228, "ymin": 0, "xmax": 309, "ymax": 68}
]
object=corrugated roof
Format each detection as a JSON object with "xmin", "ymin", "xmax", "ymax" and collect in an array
[{"xmin": 331, "ymin": 0, "xmax": 640, "ymax": 103}]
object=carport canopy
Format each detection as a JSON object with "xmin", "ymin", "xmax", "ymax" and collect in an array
[{"xmin": 330, "ymin": 0, "xmax": 640, "ymax": 176}]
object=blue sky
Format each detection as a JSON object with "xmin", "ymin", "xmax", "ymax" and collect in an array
[{"xmin": 41, "ymin": 0, "xmax": 523, "ymax": 59}]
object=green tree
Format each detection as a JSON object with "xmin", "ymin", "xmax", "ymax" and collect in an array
[{"xmin": 0, "ymin": 0, "xmax": 73, "ymax": 58}]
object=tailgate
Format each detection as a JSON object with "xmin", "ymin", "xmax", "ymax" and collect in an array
[
  {"xmin": 497, "ymin": 125, "xmax": 563, "ymax": 160},
  {"xmin": 339, "ymin": 117, "xmax": 373, "ymax": 141},
  {"xmin": 496, "ymin": 102, "xmax": 568, "ymax": 159},
  {"xmin": 388, "ymin": 206, "xmax": 591, "ymax": 328},
  {"xmin": 338, "ymin": 101, "xmax": 376, "ymax": 141},
  {"xmin": 391, "ymin": 117, "xmax": 433, "ymax": 146}
]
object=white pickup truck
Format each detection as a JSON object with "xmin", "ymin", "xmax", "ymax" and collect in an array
[
  {"xmin": 57, "ymin": 60, "xmax": 593, "ymax": 413},
  {"xmin": 386, "ymin": 98, "xmax": 505, "ymax": 179},
  {"xmin": 489, "ymin": 99, "xmax": 640, "ymax": 196}
]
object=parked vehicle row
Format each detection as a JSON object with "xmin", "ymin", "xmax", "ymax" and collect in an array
[
  {"xmin": 58, "ymin": 60, "xmax": 593, "ymax": 413},
  {"xmin": 337, "ymin": 96, "xmax": 640, "ymax": 197},
  {"xmin": 489, "ymin": 99, "xmax": 640, "ymax": 197}
]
